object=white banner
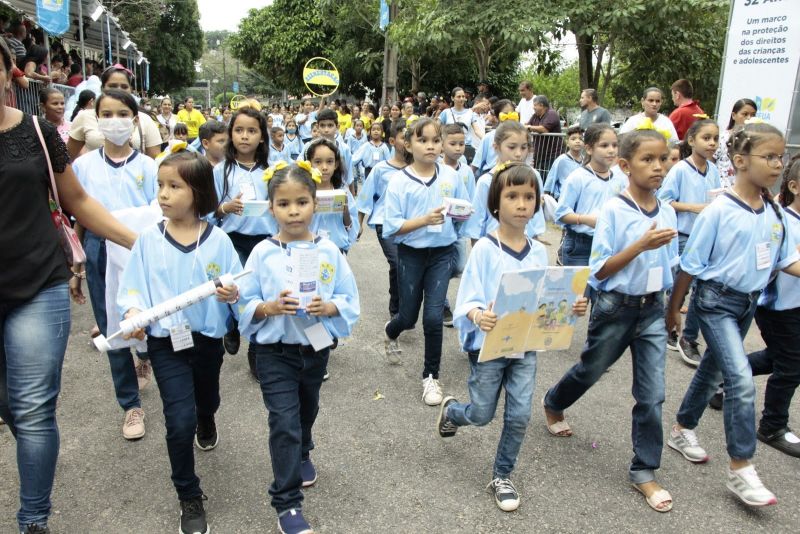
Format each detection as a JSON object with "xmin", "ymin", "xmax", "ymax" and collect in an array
[{"xmin": 717, "ymin": 0, "xmax": 800, "ymax": 133}]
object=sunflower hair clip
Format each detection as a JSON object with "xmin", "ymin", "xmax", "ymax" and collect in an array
[
  {"xmin": 635, "ymin": 118, "xmax": 672, "ymax": 140},
  {"xmin": 744, "ymin": 117, "xmax": 765, "ymax": 125},
  {"xmin": 692, "ymin": 113, "xmax": 710, "ymax": 120},
  {"xmin": 263, "ymin": 161, "xmax": 289, "ymax": 183},
  {"xmin": 297, "ymin": 160, "xmax": 323, "ymax": 184}
]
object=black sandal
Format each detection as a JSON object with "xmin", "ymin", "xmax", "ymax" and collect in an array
[{"xmin": 757, "ymin": 427, "xmax": 800, "ymax": 458}]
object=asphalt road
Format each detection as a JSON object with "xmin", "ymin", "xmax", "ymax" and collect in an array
[{"xmin": 2, "ymin": 224, "xmax": 799, "ymax": 534}]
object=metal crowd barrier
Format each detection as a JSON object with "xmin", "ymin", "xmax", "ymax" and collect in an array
[
  {"xmin": 12, "ymin": 79, "xmax": 76, "ymax": 117},
  {"xmin": 529, "ymin": 132, "xmax": 568, "ymax": 183}
]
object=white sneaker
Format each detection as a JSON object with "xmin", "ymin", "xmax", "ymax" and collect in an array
[
  {"xmin": 122, "ymin": 408, "xmax": 145, "ymax": 440},
  {"xmin": 135, "ymin": 358, "xmax": 152, "ymax": 390},
  {"xmin": 384, "ymin": 321, "xmax": 402, "ymax": 365},
  {"xmin": 667, "ymin": 425, "xmax": 709, "ymax": 463},
  {"xmin": 727, "ymin": 465, "xmax": 777, "ymax": 507},
  {"xmin": 422, "ymin": 375, "xmax": 443, "ymax": 406}
]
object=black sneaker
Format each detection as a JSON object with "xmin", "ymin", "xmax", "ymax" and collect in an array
[
  {"xmin": 437, "ymin": 396, "xmax": 458, "ymax": 438},
  {"xmin": 758, "ymin": 427, "xmax": 800, "ymax": 458},
  {"xmin": 195, "ymin": 415, "xmax": 218, "ymax": 451},
  {"xmin": 22, "ymin": 524, "xmax": 49, "ymax": 534},
  {"xmin": 179, "ymin": 495, "xmax": 209, "ymax": 534},
  {"xmin": 443, "ymin": 307, "xmax": 454, "ymax": 327},
  {"xmin": 486, "ymin": 477, "xmax": 520, "ymax": 511},
  {"xmin": 223, "ymin": 328, "xmax": 240, "ymax": 355},
  {"xmin": 301, "ymin": 458, "xmax": 317, "ymax": 487},
  {"xmin": 278, "ymin": 508, "xmax": 312, "ymax": 534},
  {"xmin": 323, "ymin": 369, "xmax": 330, "ymax": 381},
  {"xmin": 666, "ymin": 331, "xmax": 679, "ymax": 351},
  {"xmin": 708, "ymin": 386, "xmax": 724, "ymax": 410},
  {"xmin": 678, "ymin": 337, "xmax": 701, "ymax": 367}
]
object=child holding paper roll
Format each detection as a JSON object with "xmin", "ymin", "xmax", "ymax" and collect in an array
[
  {"xmin": 238, "ymin": 163, "xmax": 360, "ymax": 534},
  {"xmin": 436, "ymin": 162, "xmax": 588, "ymax": 512},
  {"xmin": 118, "ymin": 150, "xmax": 243, "ymax": 534}
]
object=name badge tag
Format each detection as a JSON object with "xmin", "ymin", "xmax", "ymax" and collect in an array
[
  {"xmin": 373, "ymin": 151, "xmax": 381, "ymax": 162},
  {"xmin": 756, "ymin": 242, "xmax": 771, "ymax": 270},
  {"xmin": 239, "ymin": 180, "xmax": 257, "ymax": 201},
  {"xmin": 318, "ymin": 229, "xmax": 330, "ymax": 240},
  {"xmin": 169, "ymin": 323, "xmax": 194, "ymax": 352},
  {"xmin": 646, "ymin": 266, "xmax": 663, "ymax": 293}
]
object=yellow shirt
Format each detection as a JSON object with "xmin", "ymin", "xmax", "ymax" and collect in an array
[
  {"xmin": 337, "ymin": 111, "xmax": 352, "ymax": 136},
  {"xmin": 177, "ymin": 109, "xmax": 206, "ymax": 139}
]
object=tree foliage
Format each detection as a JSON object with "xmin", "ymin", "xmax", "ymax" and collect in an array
[{"xmin": 107, "ymin": 0, "xmax": 204, "ymax": 94}]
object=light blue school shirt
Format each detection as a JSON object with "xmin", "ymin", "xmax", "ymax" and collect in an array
[
  {"xmin": 658, "ymin": 159, "xmax": 722, "ymax": 235},
  {"xmin": 545, "ymin": 153, "xmax": 582, "ymax": 199},
  {"xmin": 297, "ymin": 111, "xmax": 316, "ymax": 139},
  {"xmin": 471, "ymin": 129, "xmax": 496, "ymax": 174},
  {"xmin": 73, "ymin": 149, "xmax": 158, "ymax": 211},
  {"xmin": 284, "ymin": 134, "xmax": 305, "ymax": 160},
  {"xmin": 311, "ymin": 189, "xmax": 360, "ymax": 251},
  {"xmin": 463, "ymin": 170, "xmax": 546, "ymax": 240},
  {"xmin": 555, "ymin": 166, "xmax": 629, "ymax": 235},
  {"xmin": 213, "ymin": 160, "xmax": 278, "ymax": 236},
  {"xmin": 681, "ymin": 193, "xmax": 799, "ymax": 294},
  {"xmin": 346, "ymin": 132, "xmax": 369, "ymax": 155},
  {"xmin": 589, "ymin": 195, "xmax": 679, "ymax": 294},
  {"xmin": 238, "ymin": 237, "xmax": 360, "ymax": 344},
  {"xmin": 454, "ymin": 234, "xmax": 548, "ymax": 352},
  {"xmin": 356, "ymin": 161, "xmax": 405, "ymax": 227},
  {"xmin": 268, "ymin": 143, "xmax": 293, "ymax": 166},
  {"xmin": 760, "ymin": 207, "xmax": 800, "ymax": 311},
  {"xmin": 439, "ymin": 108, "xmax": 479, "ymax": 146},
  {"xmin": 353, "ymin": 141, "xmax": 391, "ymax": 171},
  {"xmin": 117, "ymin": 222, "xmax": 243, "ymax": 339},
  {"xmin": 383, "ymin": 162, "xmax": 470, "ymax": 248}
]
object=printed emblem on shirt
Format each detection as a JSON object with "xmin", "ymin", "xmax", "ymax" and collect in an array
[
  {"xmin": 440, "ymin": 182, "xmax": 454, "ymax": 198},
  {"xmin": 206, "ymin": 262, "xmax": 222, "ymax": 280},
  {"xmin": 135, "ymin": 174, "xmax": 144, "ymax": 190},
  {"xmin": 319, "ymin": 262, "xmax": 335, "ymax": 285},
  {"xmin": 771, "ymin": 223, "xmax": 783, "ymax": 244}
]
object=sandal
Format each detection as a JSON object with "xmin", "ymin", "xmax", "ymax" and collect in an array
[
  {"xmin": 542, "ymin": 398, "xmax": 572, "ymax": 437},
  {"xmin": 633, "ymin": 483, "xmax": 673, "ymax": 513}
]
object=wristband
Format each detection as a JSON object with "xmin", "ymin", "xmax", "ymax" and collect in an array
[
  {"xmin": 473, "ymin": 309, "xmax": 483, "ymax": 327},
  {"xmin": 72, "ymin": 271, "xmax": 86, "ymax": 280},
  {"xmin": 220, "ymin": 203, "xmax": 227, "ymax": 215}
]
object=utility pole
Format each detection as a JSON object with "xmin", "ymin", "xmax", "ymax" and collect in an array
[
  {"xmin": 218, "ymin": 39, "xmax": 227, "ymax": 106},
  {"xmin": 381, "ymin": 0, "xmax": 398, "ymax": 105}
]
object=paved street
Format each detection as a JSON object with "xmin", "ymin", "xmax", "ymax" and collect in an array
[{"xmin": 2, "ymin": 225, "xmax": 799, "ymax": 533}]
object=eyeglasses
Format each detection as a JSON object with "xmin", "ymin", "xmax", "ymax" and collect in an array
[{"xmin": 750, "ymin": 154, "xmax": 786, "ymax": 167}]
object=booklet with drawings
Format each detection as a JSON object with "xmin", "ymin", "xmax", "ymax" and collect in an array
[{"xmin": 478, "ymin": 267, "xmax": 591, "ymax": 362}]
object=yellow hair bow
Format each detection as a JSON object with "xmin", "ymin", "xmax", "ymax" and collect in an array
[
  {"xmin": 296, "ymin": 160, "xmax": 323, "ymax": 184},
  {"xmin": 744, "ymin": 117, "xmax": 765, "ymax": 125},
  {"xmin": 635, "ymin": 117, "xmax": 673, "ymax": 140},
  {"xmin": 406, "ymin": 115, "xmax": 420, "ymax": 127},
  {"xmin": 155, "ymin": 141, "xmax": 189, "ymax": 166},
  {"xmin": 498, "ymin": 111, "xmax": 519, "ymax": 122},
  {"xmin": 263, "ymin": 161, "xmax": 289, "ymax": 183},
  {"xmin": 494, "ymin": 160, "xmax": 514, "ymax": 173},
  {"xmin": 692, "ymin": 113, "xmax": 710, "ymax": 120}
]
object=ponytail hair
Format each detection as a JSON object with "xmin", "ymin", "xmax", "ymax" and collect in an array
[{"xmin": 779, "ymin": 154, "xmax": 800, "ymax": 208}]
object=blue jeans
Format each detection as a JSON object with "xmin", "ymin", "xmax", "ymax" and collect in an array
[
  {"xmin": 748, "ymin": 306, "xmax": 800, "ymax": 435},
  {"xmin": 676, "ymin": 280, "xmax": 760, "ymax": 460},
  {"xmin": 677, "ymin": 233, "xmax": 700, "ymax": 342},
  {"xmin": 560, "ymin": 229, "xmax": 592, "ymax": 266},
  {"xmin": 447, "ymin": 352, "xmax": 537, "ymax": 478},
  {"xmin": 84, "ymin": 231, "xmax": 142, "ymax": 412},
  {"xmin": 375, "ymin": 225, "xmax": 399, "ymax": 316},
  {"xmin": 386, "ymin": 243, "xmax": 455, "ymax": 379},
  {"xmin": 147, "ymin": 335, "xmax": 224, "ymax": 500},
  {"xmin": 544, "ymin": 290, "xmax": 667, "ymax": 483},
  {"xmin": 254, "ymin": 342, "xmax": 329, "ymax": 514},
  {"xmin": 0, "ymin": 283, "xmax": 70, "ymax": 531}
]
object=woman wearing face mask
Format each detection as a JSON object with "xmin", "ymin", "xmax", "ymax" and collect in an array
[
  {"xmin": 67, "ymin": 64, "xmax": 162, "ymax": 160},
  {"xmin": 69, "ymin": 90, "xmax": 159, "ymax": 441}
]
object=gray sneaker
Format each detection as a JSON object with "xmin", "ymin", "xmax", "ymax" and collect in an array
[
  {"xmin": 384, "ymin": 321, "xmax": 402, "ymax": 365},
  {"xmin": 666, "ymin": 331, "xmax": 679, "ymax": 351},
  {"xmin": 437, "ymin": 396, "xmax": 458, "ymax": 438},
  {"xmin": 678, "ymin": 337, "xmax": 701, "ymax": 367},
  {"xmin": 668, "ymin": 425, "xmax": 709, "ymax": 463},
  {"xmin": 727, "ymin": 465, "xmax": 777, "ymax": 507},
  {"xmin": 486, "ymin": 477, "xmax": 520, "ymax": 512}
]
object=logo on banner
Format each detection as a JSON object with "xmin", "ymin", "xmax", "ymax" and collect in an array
[
  {"xmin": 37, "ymin": 0, "xmax": 70, "ymax": 36},
  {"xmin": 755, "ymin": 96, "xmax": 777, "ymax": 121}
]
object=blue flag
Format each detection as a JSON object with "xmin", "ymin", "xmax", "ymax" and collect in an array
[
  {"xmin": 379, "ymin": 0, "xmax": 390, "ymax": 31},
  {"xmin": 37, "ymin": 0, "xmax": 70, "ymax": 36}
]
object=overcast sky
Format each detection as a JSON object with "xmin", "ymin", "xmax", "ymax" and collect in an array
[{"xmin": 196, "ymin": 0, "xmax": 272, "ymax": 32}]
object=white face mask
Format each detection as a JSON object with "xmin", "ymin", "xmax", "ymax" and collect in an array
[{"xmin": 98, "ymin": 117, "xmax": 135, "ymax": 146}]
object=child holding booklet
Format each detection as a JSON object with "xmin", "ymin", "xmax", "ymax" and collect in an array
[
  {"xmin": 437, "ymin": 162, "xmax": 588, "ymax": 512},
  {"xmin": 543, "ymin": 129, "xmax": 679, "ymax": 512}
]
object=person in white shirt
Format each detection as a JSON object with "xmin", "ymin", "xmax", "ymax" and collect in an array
[
  {"xmin": 619, "ymin": 87, "xmax": 678, "ymax": 144},
  {"xmin": 516, "ymin": 80, "xmax": 536, "ymax": 125}
]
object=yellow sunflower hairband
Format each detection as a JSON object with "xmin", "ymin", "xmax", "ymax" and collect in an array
[
  {"xmin": 263, "ymin": 160, "xmax": 322, "ymax": 184},
  {"xmin": 635, "ymin": 117, "xmax": 674, "ymax": 140},
  {"xmin": 498, "ymin": 111, "xmax": 519, "ymax": 122}
]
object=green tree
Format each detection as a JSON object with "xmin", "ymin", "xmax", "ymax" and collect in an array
[{"xmin": 108, "ymin": 0, "xmax": 204, "ymax": 94}]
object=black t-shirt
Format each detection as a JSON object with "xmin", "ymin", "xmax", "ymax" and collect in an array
[{"xmin": 0, "ymin": 114, "xmax": 71, "ymax": 303}]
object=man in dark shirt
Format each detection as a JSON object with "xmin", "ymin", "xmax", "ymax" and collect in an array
[{"xmin": 526, "ymin": 95, "xmax": 562, "ymax": 182}]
